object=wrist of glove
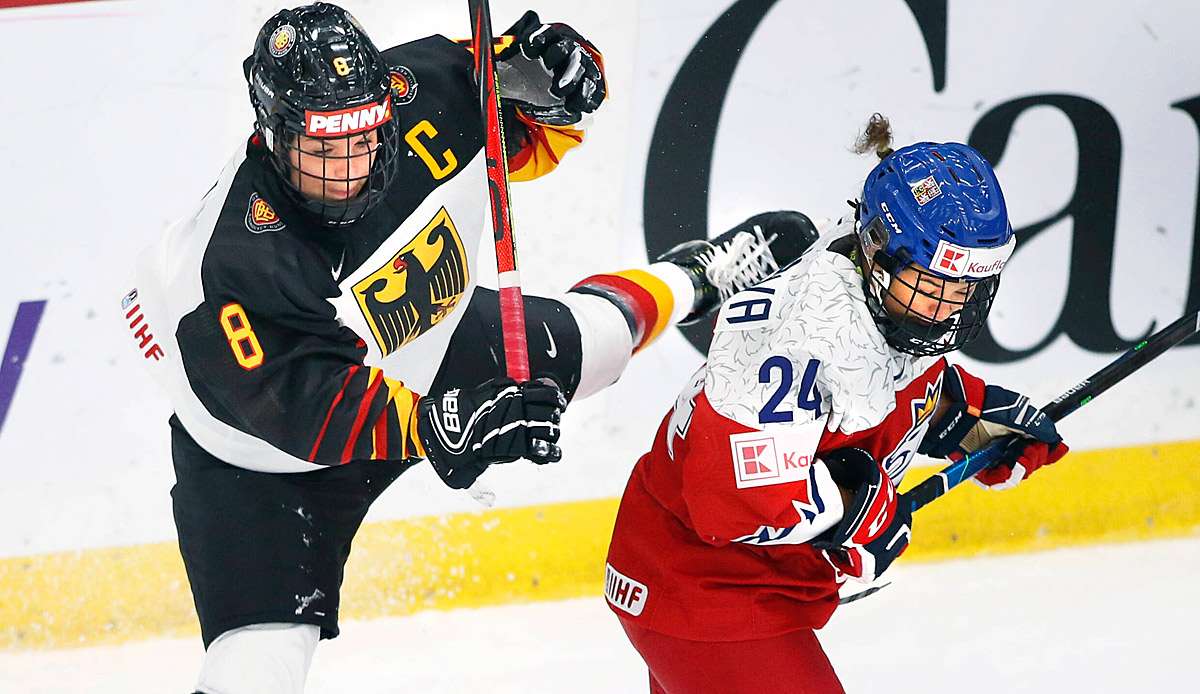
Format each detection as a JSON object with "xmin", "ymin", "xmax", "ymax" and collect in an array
[
  {"xmin": 496, "ymin": 10, "xmax": 606, "ymax": 126},
  {"xmin": 811, "ymin": 448, "xmax": 911, "ymax": 584},
  {"xmin": 417, "ymin": 377, "xmax": 566, "ymax": 489},
  {"xmin": 920, "ymin": 364, "xmax": 1069, "ymax": 489}
]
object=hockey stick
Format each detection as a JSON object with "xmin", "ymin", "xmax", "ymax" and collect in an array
[
  {"xmin": 469, "ymin": 0, "xmax": 531, "ymax": 381},
  {"xmin": 840, "ymin": 308, "xmax": 1198, "ymax": 606},
  {"xmin": 905, "ymin": 308, "xmax": 1200, "ymax": 513}
]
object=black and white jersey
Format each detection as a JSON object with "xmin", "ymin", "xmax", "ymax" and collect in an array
[{"xmin": 124, "ymin": 35, "xmax": 592, "ymax": 473}]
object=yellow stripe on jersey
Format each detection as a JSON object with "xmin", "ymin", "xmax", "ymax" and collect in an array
[
  {"xmin": 395, "ymin": 389, "xmax": 422, "ymax": 459},
  {"xmin": 508, "ymin": 111, "xmax": 586, "ymax": 182},
  {"xmin": 611, "ymin": 269, "xmax": 676, "ymax": 351}
]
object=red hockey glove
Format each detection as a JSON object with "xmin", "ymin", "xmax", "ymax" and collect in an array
[
  {"xmin": 811, "ymin": 448, "xmax": 911, "ymax": 584},
  {"xmin": 920, "ymin": 364, "xmax": 1068, "ymax": 489},
  {"xmin": 496, "ymin": 11, "xmax": 606, "ymax": 126},
  {"xmin": 973, "ymin": 438, "xmax": 1070, "ymax": 490}
]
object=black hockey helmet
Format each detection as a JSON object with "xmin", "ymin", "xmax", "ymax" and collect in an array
[{"xmin": 245, "ymin": 3, "xmax": 401, "ymax": 226}]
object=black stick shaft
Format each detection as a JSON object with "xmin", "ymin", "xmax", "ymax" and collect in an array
[{"xmin": 905, "ymin": 309, "xmax": 1199, "ymax": 513}]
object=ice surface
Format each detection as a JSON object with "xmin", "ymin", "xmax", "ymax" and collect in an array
[{"xmin": 2, "ymin": 537, "xmax": 1196, "ymax": 693}]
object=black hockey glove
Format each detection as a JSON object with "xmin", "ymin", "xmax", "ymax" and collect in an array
[
  {"xmin": 811, "ymin": 448, "xmax": 912, "ymax": 584},
  {"xmin": 920, "ymin": 364, "xmax": 1062, "ymax": 457},
  {"xmin": 496, "ymin": 10, "xmax": 606, "ymax": 126},
  {"xmin": 417, "ymin": 378, "xmax": 566, "ymax": 489}
]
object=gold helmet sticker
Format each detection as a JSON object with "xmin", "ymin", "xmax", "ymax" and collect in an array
[{"xmin": 353, "ymin": 207, "xmax": 469, "ymax": 355}]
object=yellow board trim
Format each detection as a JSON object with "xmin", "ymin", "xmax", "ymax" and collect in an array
[{"xmin": 2, "ymin": 439, "xmax": 1198, "ymax": 650}]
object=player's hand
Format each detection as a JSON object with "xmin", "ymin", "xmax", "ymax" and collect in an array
[
  {"xmin": 811, "ymin": 448, "xmax": 911, "ymax": 584},
  {"xmin": 417, "ymin": 377, "xmax": 566, "ymax": 489},
  {"xmin": 920, "ymin": 364, "xmax": 1068, "ymax": 489},
  {"xmin": 974, "ymin": 437, "xmax": 1070, "ymax": 490},
  {"xmin": 496, "ymin": 10, "xmax": 606, "ymax": 126}
]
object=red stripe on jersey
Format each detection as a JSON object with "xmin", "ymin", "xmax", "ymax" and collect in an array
[
  {"xmin": 342, "ymin": 369, "xmax": 385, "ymax": 464},
  {"xmin": 310, "ymin": 365, "xmax": 360, "ymax": 462},
  {"xmin": 371, "ymin": 408, "xmax": 389, "ymax": 461}
]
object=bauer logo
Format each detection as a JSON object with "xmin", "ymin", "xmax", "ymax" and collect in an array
[
  {"xmin": 729, "ymin": 422, "xmax": 821, "ymax": 490},
  {"xmin": 305, "ymin": 100, "xmax": 392, "ymax": 137},
  {"xmin": 604, "ymin": 563, "xmax": 648, "ymax": 617}
]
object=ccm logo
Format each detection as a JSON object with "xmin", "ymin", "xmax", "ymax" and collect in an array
[
  {"xmin": 604, "ymin": 563, "xmax": 648, "ymax": 617},
  {"xmin": 305, "ymin": 100, "xmax": 392, "ymax": 137}
]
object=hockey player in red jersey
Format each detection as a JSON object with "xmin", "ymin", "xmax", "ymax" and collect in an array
[
  {"xmin": 604, "ymin": 116, "xmax": 1070, "ymax": 693},
  {"xmin": 124, "ymin": 4, "xmax": 820, "ymax": 693}
]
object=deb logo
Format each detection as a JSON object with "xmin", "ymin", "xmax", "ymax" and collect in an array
[
  {"xmin": 604, "ymin": 563, "xmax": 648, "ymax": 617},
  {"xmin": 269, "ymin": 24, "xmax": 296, "ymax": 58},
  {"xmin": 305, "ymin": 99, "xmax": 392, "ymax": 137},
  {"xmin": 353, "ymin": 207, "xmax": 469, "ymax": 356},
  {"xmin": 729, "ymin": 427, "xmax": 817, "ymax": 490},
  {"xmin": 245, "ymin": 192, "xmax": 286, "ymax": 234},
  {"xmin": 390, "ymin": 66, "xmax": 419, "ymax": 106}
]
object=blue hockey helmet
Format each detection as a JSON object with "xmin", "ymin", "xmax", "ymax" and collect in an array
[{"xmin": 855, "ymin": 142, "xmax": 1015, "ymax": 356}]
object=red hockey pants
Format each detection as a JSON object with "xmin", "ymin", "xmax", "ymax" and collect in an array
[{"xmin": 620, "ymin": 619, "xmax": 845, "ymax": 694}]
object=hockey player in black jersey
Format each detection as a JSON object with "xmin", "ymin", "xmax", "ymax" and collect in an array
[{"xmin": 125, "ymin": 4, "xmax": 819, "ymax": 692}]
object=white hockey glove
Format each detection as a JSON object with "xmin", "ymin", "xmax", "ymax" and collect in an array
[{"xmin": 417, "ymin": 378, "xmax": 565, "ymax": 489}]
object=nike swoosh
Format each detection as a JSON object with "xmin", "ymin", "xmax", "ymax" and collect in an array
[
  {"xmin": 543, "ymin": 322, "xmax": 557, "ymax": 358},
  {"xmin": 332, "ymin": 249, "xmax": 345, "ymax": 281}
]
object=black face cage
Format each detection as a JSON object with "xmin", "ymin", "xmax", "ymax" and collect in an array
[
  {"xmin": 856, "ymin": 218, "xmax": 1000, "ymax": 357},
  {"xmin": 260, "ymin": 109, "xmax": 402, "ymax": 227}
]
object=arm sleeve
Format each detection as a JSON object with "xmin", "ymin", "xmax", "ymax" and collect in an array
[
  {"xmin": 178, "ymin": 248, "xmax": 425, "ymax": 467},
  {"xmin": 455, "ymin": 36, "xmax": 592, "ymax": 182}
]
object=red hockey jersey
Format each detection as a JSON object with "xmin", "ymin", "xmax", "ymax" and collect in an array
[{"xmin": 605, "ymin": 231, "xmax": 954, "ymax": 642}]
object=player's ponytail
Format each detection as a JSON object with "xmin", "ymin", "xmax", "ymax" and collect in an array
[{"xmin": 853, "ymin": 113, "xmax": 895, "ymax": 160}]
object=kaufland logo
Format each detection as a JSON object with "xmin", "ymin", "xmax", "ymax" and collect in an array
[
  {"xmin": 305, "ymin": 99, "xmax": 392, "ymax": 137},
  {"xmin": 735, "ymin": 438, "xmax": 779, "ymax": 482},
  {"xmin": 729, "ymin": 430, "xmax": 815, "ymax": 490},
  {"xmin": 966, "ymin": 259, "xmax": 1006, "ymax": 275},
  {"xmin": 932, "ymin": 237, "xmax": 1015, "ymax": 279},
  {"xmin": 936, "ymin": 247, "xmax": 966, "ymax": 274}
]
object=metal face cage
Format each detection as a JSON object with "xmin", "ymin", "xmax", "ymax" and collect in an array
[
  {"xmin": 259, "ymin": 97, "xmax": 402, "ymax": 227},
  {"xmin": 856, "ymin": 217, "xmax": 1001, "ymax": 357}
]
